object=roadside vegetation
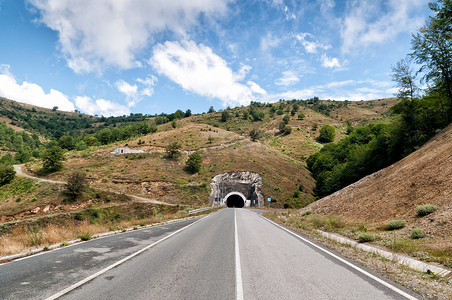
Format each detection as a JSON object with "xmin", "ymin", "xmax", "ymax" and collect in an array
[{"xmin": 263, "ymin": 210, "xmax": 452, "ymax": 299}]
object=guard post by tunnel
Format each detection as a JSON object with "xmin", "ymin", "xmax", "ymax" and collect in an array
[{"xmin": 209, "ymin": 172, "xmax": 264, "ymax": 207}]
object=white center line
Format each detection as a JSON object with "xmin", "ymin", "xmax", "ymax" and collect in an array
[{"xmin": 235, "ymin": 208, "xmax": 244, "ymax": 300}]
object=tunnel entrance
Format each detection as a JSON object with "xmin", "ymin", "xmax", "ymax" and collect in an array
[
  {"xmin": 226, "ymin": 194, "xmax": 245, "ymax": 208},
  {"xmin": 209, "ymin": 171, "xmax": 264, "ymax": 207}
]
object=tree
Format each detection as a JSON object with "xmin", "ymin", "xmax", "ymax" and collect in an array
[
  {"xmin": 249, "ymin": 129, "xmax": 262, "ymax": 141},
  {"xmin": 411, "ymin": 0, "xmax": 452, "ymax": 110},
  {"xmin": 64, "ymin": 171, "xmax": 88, "ymax": 200},
  {"xmin": 208, "ymin": 106, "xmax": 216, "ymax": 113},
  {"xmin": 221, "ymin": 110, "xmax": 231, "ymax": 122},
  {"xmin": 59, "ymin": 135, "xmax": 75, "ymax": 150},
  {"xmin": 165, "ymin": 142, "xmax": 181, "ymax": 159},
  {"xmin": 0, "ymin": 164, "xmax": 15, "ymax": 186},
  {"xmin": 318, "ymin": 124, "xmax": 335, "ymax": 143},
  {"xmin": 185, "ymin": 109, "xmax": 192, "ymax": 118},
  {"xmin": 283, "ymin": 115, "xmax": 290, "ymax": 124},
  {"xmin": 283, "ymin": 125, "xmax": 292, "ymax": 135},
  {"xmin": 207, "ymin": 135, "xmax": 214, "ymax": 144},
  {"xmin": 391, "ymin": 57, "xmax": 418, "ymax": 100},
  {"xmin": 298, "ymin": 112, "xmax": 305, "ymax": 120},
  {"xmin": 42, "ymin": 146, "xmax": 64, "ymax": 171},
  {"xmin": 52, "ymin": 106, "xmax": 58, "ymax": 111},
  {"xmin": 185, "ymin": 152, "xmax": 202, "ymax": 174}
]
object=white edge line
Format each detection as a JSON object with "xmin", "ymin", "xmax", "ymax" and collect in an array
[
  {"xmin": 45, "ymin": 215, "xmax": 208, "ymax": 300},
  {"xmin": 235, "ymin": 209, "xmax": 244, "ymax": 300},
  {"xmin": 261, "ymin": 216, "xmax": 419, "ymax": 300}
]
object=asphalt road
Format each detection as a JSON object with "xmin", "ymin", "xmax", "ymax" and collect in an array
[{"xmin": 0, "ymin": 209, "xmax": 422, "ymax": 300}]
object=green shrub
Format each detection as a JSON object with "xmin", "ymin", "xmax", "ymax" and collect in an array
[
  {"xmin": 317, "ymin": 124, "xmax": 335, "ymax": 143},
  {"xmin": 411, "ymin": 228, "xmax": 425, "ymax": 239},
  {"xmin": 65, "ymin": 171, "xmax": 87, "ymax": 200},
  {"xmin": 27, "ymin": 225, "xmax": 42, "ymax": 246},
  {"xmin": 0, "ymin": 163, "xmax": 16, "ymax": 186},
  {"xmin": 185, "ymin": 152, "xmax": 202, "ymax": 174},
  {"xmin": 326, "ymin": 216, "xmax": 344, "ymax": 229},
  {"xmin": 358, "ymin": 233, "xmax": 374, "ymax": 243},
  {"xmin": 301, "ymin": 210, "xmax": 312, "ymax": 216},
  {"xmin": 386, "ymin": 220, "xmax": 406, "ymax": 230},
  {"xmin": 78, "ymin": 232, "xmax": 92, "ymax": 241},
  {"xmin": 74, "ymin": 212, "xmax": 84, "ymax": 221},
  {"xmin": 416, "ymin": 204, "xmax": 437, "ymax": 216}
]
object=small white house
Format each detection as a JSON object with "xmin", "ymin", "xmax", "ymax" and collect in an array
[{"xmin": 111, "ymin": 147, "xmax": 144, "ymax": 155}]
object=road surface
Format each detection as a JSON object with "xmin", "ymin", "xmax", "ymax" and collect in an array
[{"xmin": 0, "ymin": 209, "xmax": 421, "ymax": 300}]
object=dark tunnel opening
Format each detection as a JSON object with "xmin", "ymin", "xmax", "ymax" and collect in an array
[{"xmin": 226, "ymin": 194, "xmax": 245, "ymax": 208}]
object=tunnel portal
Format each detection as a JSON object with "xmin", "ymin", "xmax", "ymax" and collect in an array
[
  {"xmin": 209, "ymin": 171, "xmax": 264, "ymax": 207},
  {"xmin": 225, "ymin": 193, "xmax": 245, "ymax": 208}
]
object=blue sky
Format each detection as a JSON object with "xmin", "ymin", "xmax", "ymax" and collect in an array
[{"xmin": 0, "ymin": 0, "xmax": 431, "ymax": 116}]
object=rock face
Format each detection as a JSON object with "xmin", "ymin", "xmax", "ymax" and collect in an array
[{"xmin": 209, "ymin": 171, "xmax": 264, "ymax": 207}]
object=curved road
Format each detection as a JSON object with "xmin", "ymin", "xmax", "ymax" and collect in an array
[{"xmin": 0, "ymin": 209, "xmax": 422, "ymax": 300}]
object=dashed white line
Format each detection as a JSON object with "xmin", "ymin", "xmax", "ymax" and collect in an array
[
  {"xmin": 44, "ymin": 217, "xmax": 207, "ymax": 300},
  {"xmin": 235, "ymin": 209, "xmax": 244, "ymax": 300}
]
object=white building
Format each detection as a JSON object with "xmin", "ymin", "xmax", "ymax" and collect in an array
[{"xmin": 111, "ymin": 147, "xmax": 144, "ymax": 154}]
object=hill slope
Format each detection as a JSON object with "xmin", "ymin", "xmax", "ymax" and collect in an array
[{"xmin": 304, "ymin": 122, "xmax": 452, "ymax": 238}]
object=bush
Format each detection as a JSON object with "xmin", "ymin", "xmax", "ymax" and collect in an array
[
  {"xmin": 416, "ymin": 204, "xmax": 437, "ymax": 216},
  {"xmin": 165, "ymin": 142, "xmax": 181, "ymax": 159},
  {"xmin": 283, "ymin": 125, "xmax": 292, "ymax": 135},
  {"xmin": 317, "ymin": 124, "xmax": 335, "ymax": 143},
  {"xmin": 74, "ymin": 212, "xmax": 84, "ymax": 221},
  {"xmin": 41, "ymin": 145, "xmax": 64, "ymax": 171},
  {"xmin": 358, "ymin": 233, "xmax": 374, "ymax": 243},
  {"xmin": 78, "ymin": 232, "xmax": 92, "ymax": 241},
  {"xmin": 283, "ymin": 115, "xmax": 290, "ymax": 124},
  {"xmin": 301, "ymin": 210, "xmax": 312, "ymax": 216},
  {"xmin": 221, "ymin": 110, "xmax": 231, "ymax": 122},
  {"xmin": 185, "ymin": 152, "xmax": 202, "ymax": 174},
  {"xmin": 0, "ymin": 163, "xmax": 16, "ymax": 186},
  {"xmin": 411, "ymin": 228, "xmax": 425, "ymax": 239},
  {"xmin": 385, "ymin": 220, "xmax": 406, "ymax": 230},
  {"xmin": 249, "ymin": 129, "xmax": 262, "ymax": 141},
  {"xmin": 65, "ymin": 171, "xmax": 88, "ymax": 200}
]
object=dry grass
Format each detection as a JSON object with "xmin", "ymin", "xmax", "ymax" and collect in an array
[{"xmin": 0, "ymin": 207, "xmax": 192, "ymax": 256}]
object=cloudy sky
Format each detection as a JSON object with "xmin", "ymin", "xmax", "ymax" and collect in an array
[{"xmin": 0, "ymin": 0, "xmax": 431, "ymax": 116}]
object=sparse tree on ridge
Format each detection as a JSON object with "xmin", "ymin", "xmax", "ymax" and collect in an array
[
  {"xmin": 411, "ymin": 0, "xmax": 452, "ymax": 110},
  {"xmin": 391, "ymin": 57, "xmax": 418, "ymax": 100}
]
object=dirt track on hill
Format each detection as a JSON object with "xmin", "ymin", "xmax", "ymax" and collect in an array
[{"xmin": 12, "ymin": 165, "xmax": 174, "ymax": 206}]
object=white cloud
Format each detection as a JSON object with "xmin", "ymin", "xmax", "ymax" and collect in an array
[
  {"xmin": 296, "ymin": 33, "xmax": 331, "ymax": 54},
  {"xmin": 0, "ymin": 65, "xmax": 75, "ymax": 111},
  {"xmin": 115, "ymin": 76, "xmax": 157, "ymax": 107},
  {"xmin": 275, "ymin": 71, "xmax": 300, "ymax": 86},
  {"xmin": 340, "ymin": 0, "xmax": 425, "ymax": 54},
  {"xmin": 75, "ymin": 96, "xmax": 129, "ymax": 117},
  {"xmin": 151, "ymin": 40, "xmax": 262, "ymax": 107},
  {"xmin": 115, "ymin": 80, "xmax": 138, "ymax": 99},
  {"xmin": 263, "ymin": 79, "xmax": 396, "ymax": 102},
  {"xmin": 247, "ymin": 81, "xmax": 267, "ymax": 95},
  {"xmin": 29, "ymin": 0, "xmax": 231, "ymax": 73},
  {"xmin": 320, "ymin": 54, "xmax": 346, "ymax": 69},
  {"xmin": 260, "ymin": 32, "xmax": 283, "ymax": 52}
]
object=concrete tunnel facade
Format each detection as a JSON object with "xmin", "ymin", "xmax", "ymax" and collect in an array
[{"xmin": 209, "ymin": 172, "xmax": 264, "ymax": 207}]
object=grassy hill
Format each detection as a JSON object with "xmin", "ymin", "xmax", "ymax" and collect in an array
[
  {"xmin": 0, "ymin": 96, "xmax": 399, "ymax": 256},
  {"xmin": 297, "ymin": 122, "xmax": 452, "ymax": 267}
]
